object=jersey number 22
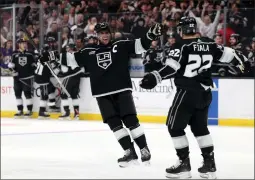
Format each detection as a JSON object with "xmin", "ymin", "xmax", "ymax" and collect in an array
[{"xmin": 184, "ymin": 54, "xmax": 213, "ymax": 77}]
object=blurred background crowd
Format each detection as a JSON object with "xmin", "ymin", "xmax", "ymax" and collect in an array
[{"xmin": 0, "ymin": 0, "xmax": 254, "ymax": 77}]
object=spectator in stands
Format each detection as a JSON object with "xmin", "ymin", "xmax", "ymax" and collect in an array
[
  {"xmin": 47, "ymin": 22, "xmax": 59, "ymax": 41},
  {"xmin": 61, "ymin": 14, "xmax": 71, "ymax": 28},
  {"xmin": 46, "ymin": 9, "xmax": 62, "ymax": 33},
  {"xmin": 152, "ymin": 6, "xmax": 161, "ymax": 23},
  {"xmin": 119, "ymin": 12, "xmax": 133, "ymax": 33},
  {"xmin": 163, "ymin": 16, "xmax": 177, "ymax": 44},
  {"xmin": 131, "ymin": 17, "xmax": 148, "ymax": 39},
  {"xmin": 0, "ymin": 39, "xmax": 12, "ymax": 63},
  {"xmin": 217, "ymin": 22, "xmax": 235, "ymax": 46},
  {"xmin": 68, "ymin": 6, "xmax": 75, "ymax": 25},
  {"xmin": 109, "ymin": 17, "xmax": 118, "ymax": 34},
  {"xmin": 87, "ymin": 0, "xmax": 100, "ymax": 14},
  {"xmin": 117, "ymin": 1, "xmax": 135, "ymax": 13},
  {"xmin": 84, "ymin": 16, "xmax": 97, "ymax": 35},
  {"xmin": 189, "ymin": 2, "xmax": 221, "ymax": 39},
  {"xmin": 62, "ymin": 27, "xmax": 74, "ymax": 49},
  {"xmin": 100, "ymin": 13, "xmax": 110, "ymax": 23}
]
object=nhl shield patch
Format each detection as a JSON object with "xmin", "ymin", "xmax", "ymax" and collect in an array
[
  {"xmin": 96, "ymin": 52, "xmax": 112, "ymax": 69},
  {"xmin": 18, "ymin": 57, "xmax": 27, "ymax": 66}
]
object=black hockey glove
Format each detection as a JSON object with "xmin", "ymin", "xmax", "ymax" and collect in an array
[
  {"xmin": 40, "ymin": 51, "xmax": 57, "ymax": 63},
  {"xmin": 146, "ymin": 23, "xmax": 163, "ymax": 41},
  {"xmin": 139, "ymin": 71, "xmax": 162, "ymax": 89}
]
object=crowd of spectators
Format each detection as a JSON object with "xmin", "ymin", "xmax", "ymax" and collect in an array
[{"xmin": 0, "ymin": 0, "xmax": 254, "ymax": 77}]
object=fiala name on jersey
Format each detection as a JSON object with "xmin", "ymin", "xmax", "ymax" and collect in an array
[
  {"xmin": 96, "ymin": 52, "xmax": 112, "ymax": 69},
  {"xmin": 193, "ymin": 44, "xmax": 210, "ymax": 52}
]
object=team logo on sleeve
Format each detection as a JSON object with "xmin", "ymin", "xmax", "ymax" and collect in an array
[
  {"xmin": 18, "ymin": 57, "xmax": 27, "ymax": 66},
  {"xmin": 96, "ymin": 52, "xmax": 112, "ymax": 69}
]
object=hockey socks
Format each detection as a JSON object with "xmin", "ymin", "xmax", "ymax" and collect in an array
[{"xmin": 113, "ymin": 126, "xmax": 133, "ymax": 150}]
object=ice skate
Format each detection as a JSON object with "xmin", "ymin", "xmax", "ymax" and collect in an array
[
  {"xmin": 73, "ymin": 113, "xmax": 79, "ymax": 120},
  {"xmin": 24, "ymin": 111, "xmax": 33, "ymax": 118},
  {"xmin": 48, "ymin": 105, "xmax": 60, "ymax": 112},
  {"xmin": 118, "ymin": 144, "xmax": 139, "ymax": 168},
  {"xmin": 59, "ymin": 110, "xmax": 70, "ymax": 120},
  {"xmin": 14, "ymin": 111, "xmax": 23, "ymax": 119},
  {"xmin": 198, "ymin": 152, "xmax": 217, "ymax": 179},
  {"xmin": 166, "ymin": 157, "xmax": 192, "ymax": 179},
  {"xmin": 38, "ymin": 111, "xmax": 50, "ymax": 119},
  {"xmin": 141, "ymin": 146, "xmax": 151, "ymax": 166}
]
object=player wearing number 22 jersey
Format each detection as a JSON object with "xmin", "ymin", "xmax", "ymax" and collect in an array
[{"xmin": 140, "ymin": 17, "xmax": 249, "ymax": 179}]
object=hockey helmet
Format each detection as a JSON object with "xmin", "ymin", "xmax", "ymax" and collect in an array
[
  {"xmin": 16, "ymin": 38, "xmax": 27, "ymax": 44},
  {"xmin": 230, "ymin": 33, "xmax": 240, "ymax": 45},
  {"xmin": 44, "ymin": 36, "xmax": 58, "ymax": 51},
  {"xmin": 94, "ymin": 22, "xmax": 111, "ymax": 34},
  {"xmin": 66, "ymin": 42, "xmax": 76, "ymax": 49},
  {"xmin": 177, "ymin": 17, "xmax": 197, "ymax": 35}
]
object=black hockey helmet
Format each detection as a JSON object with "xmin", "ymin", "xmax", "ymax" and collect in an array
[
  {"xmin": 177, "ymin": 17, "xmax": 197, "ymax": 35},
  {"xmin": 46, "ymin": 36, "xmax": 57, "ymax": 43},
  {"xmin": 44, "ymin": 36, "xmax": 58, "ymax": 51},
  {"xmin": 66, "ymin": 42, "xmax": 76, "ymax": 49},
  {"xmin": 94, "ymin": 22, "xmax": 111, "ymax": 33},
  {"xmin": 16, "ymin": 38, "xmax": 27, "ymax": 44},
  {"xmin": 230, "ymin": 33, "xmax": 240, "ymax": 44}
]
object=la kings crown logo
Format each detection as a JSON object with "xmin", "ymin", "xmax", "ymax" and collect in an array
[
  {"xmin": 18, "ymin": 57, "xmax": 27, "ymax": 66},
  {"xmin": 96, "ymin": 52, "xmax": 112, "ymax": 69}
]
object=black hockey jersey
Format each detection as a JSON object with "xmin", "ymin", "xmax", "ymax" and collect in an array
[
  {"xmin": 158, "ymin": 37, "xmax": 243, "ymax": 90},
  {"xmin": 11, "ymin": 50, "xmax": 36, "ymax": 79},
  {"xmin": 75, "ymin": 38, "xmax": 151, "ymax": 97},
  {"xmin": 35, "ymin": 50, "xmax": 60, "ymax": 84},
  {"xmin": 143, "ymin": 47, "xmax": 164, "ymax": 73}
]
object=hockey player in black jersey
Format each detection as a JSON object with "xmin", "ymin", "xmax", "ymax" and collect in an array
[
  {"xmin": 70, "ymin": 22, "xmax": 162, "ymax": 167},
  {"xmin": 4, "ymin": 38, "xmax": 36, "ymax": 118},
  {"xmin": 58, "ymin": 43, "xmax": 83, "ymax": 120},
  {"xmin": 34, "ymin": 39, "xmax": 60, "ymax": 119},
  {"xmin": 143, "ymin": 40, "xmax": 164, "ymax": 73},
  {"xmin": 140, "ymin": 17, "xmax": 249, "ymax": 179}
]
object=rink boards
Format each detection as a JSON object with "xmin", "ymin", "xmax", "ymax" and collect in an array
[{"xmin": 1, "ymin": 77, "xmax": 254, "ymax": 127}]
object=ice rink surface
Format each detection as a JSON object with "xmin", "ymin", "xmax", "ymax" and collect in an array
[{"xmin": 1, "ymin": 118, "xmax": 254, "ymax": 179}]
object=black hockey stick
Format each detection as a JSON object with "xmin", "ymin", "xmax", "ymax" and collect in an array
[{"xmin": 18, "ymin": 6, "xmax": 71, "ymax": 98}]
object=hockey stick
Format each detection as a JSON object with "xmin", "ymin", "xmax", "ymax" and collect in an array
[{"xmin": 18, "ymin": 6, "xmax": 71, "ymax": 98}]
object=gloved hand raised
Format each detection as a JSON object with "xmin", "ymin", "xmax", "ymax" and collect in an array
[{"xmin": 146, "ymin": 23, "xmax": 163, "ymax": 41}]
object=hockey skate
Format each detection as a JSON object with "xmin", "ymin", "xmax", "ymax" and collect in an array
[
  {"xmin": 48, "ymin": 105, "xmax": 60, "ymax": 112},
  {"xmin": 141, "ymin": 146, "xmax": 151, "ymax": 166},
  {"xmin": 59, "ymin": 110, "xmax": 70, "ymax": 120},
  {"xmin": 14, "ymin": 111, "xmax": 23, "ymax": 119},
  {"xmin": 73, "ymin": 113, "xmax": 79, "ymax": 120},
  {"xmin": 24, "ymin": 111, "xmax": 33, "ymax": 118},
  {"xmin": 73, "ymin": 109, "xmax": 79, "ymax": 120},
  {"xmin": 198, "ymin": 152, "xmax": 217, "ymax": 179},
  {"xmin": 165, "ymin": 157, "xmax": 192, "ymax": 179},
  {"xmin": 38, "ymin": 111, "xmax": 50, "ymax": 119},
  {"xmin": 118, "ymin": 144, "xmax": 139, "ymax": 168}
]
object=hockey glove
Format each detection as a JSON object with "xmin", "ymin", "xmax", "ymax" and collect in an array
[
  {"xmin": 40, "ymin": 51, "xmax": 57, "ymax": 63},
  {"xmin": 146, "ymin": 23, "xmax": 163, "ymax": 41},
  {"xmin": 139, "ymin": 71, "xmax": 162, "ymax": 89}
]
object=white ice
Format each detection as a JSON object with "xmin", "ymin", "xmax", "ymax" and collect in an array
[{"xmin": 1, "ymin": 118, "xmax": 254, "ymax": 179}]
